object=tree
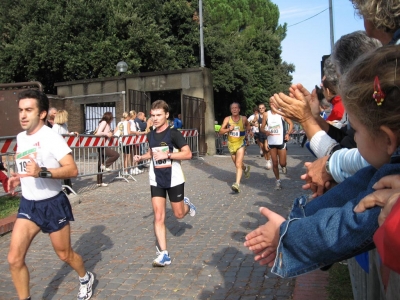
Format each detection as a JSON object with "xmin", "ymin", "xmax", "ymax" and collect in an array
[{"xmin": 0, "ymin": 0, "xmax": 294, "ymax": 117}]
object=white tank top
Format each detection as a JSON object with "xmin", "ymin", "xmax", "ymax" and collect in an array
[{"xmin": 266, "ymin": 110, "xmax": 284, "ymax": 145}]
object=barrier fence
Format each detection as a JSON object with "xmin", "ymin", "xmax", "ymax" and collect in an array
[
  {"xmin": 0, "ymin": 129, "xmax": 199, "ymax": 194},
  {"xmin": 348, "ymin": 250, "xmax": 400, "ymax": 300}
]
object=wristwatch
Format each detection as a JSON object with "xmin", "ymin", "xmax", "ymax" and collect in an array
[
  {"xmin": 38, "ymin": 167, "xmax": 52, "ymax": 178},
  {"xmin": 167, "ymin": 153, "xmax": 172, "ymax": 159},
  {"xmin": 325, "ymin": 156, "xmax": 331, "ymax": 176}
]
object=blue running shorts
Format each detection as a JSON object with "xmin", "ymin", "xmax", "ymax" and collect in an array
[{"xmin": 18, "ymin": 192, "xmax": 74, "ymax": 233}]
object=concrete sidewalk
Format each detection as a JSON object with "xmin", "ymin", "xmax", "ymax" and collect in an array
[{"xmin": 0, "ymin": 143, "xmax": 329, "ymax": 299}]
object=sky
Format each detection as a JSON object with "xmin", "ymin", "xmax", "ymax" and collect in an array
[{"xmin": 273, "ymin": 0, "xmax": 365, "ymax": 92}]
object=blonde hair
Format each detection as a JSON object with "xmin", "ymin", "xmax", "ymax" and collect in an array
[
  {"xmin": 340, "ymin": 45, "xmax": 400, "ymax": 138},
  {"xmin": 351, "ymin": 0, "xmax": 400, "ymax": 32},
  {"xmin": 129, "ymin": 110, "xmax": 137, "ymax": 118},
  {"xmin": 54, "ymin": 110, "xmax": 68, "ymax": 124},
  {"xmin": 122, "ymin": 112, "xmax": 129, "ymax": 119}
]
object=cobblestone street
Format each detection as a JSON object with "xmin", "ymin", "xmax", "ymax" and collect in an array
[{"xmin": 0, "ymin": 143, "xmax": 315, "ymax": 300}]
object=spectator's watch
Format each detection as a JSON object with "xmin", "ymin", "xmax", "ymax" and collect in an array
[
  {"xmin": 325, "ymin": 156, "xmax": 332, "ymax": 176},
  {"xmin": 167, "ymin": 153, "xmax": 172, "ymax": 159},
  {"xmin": 38, "ymin": 167, "xmax": 52, "ymax": 178}
]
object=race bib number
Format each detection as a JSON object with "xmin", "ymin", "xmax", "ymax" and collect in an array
[
  {"xmin": 268, "ymin": 124, "xmax": 281, "ymax": 135},
  {"xmin": 152, "ymin": 146, "xmax": 172, "ymax": 168},
  {"xmin": 229, "ymin": 126, "xmax": 240, "ymax": 137},
  {"xmin": 15, "ymin": 148, "xmax": 37, "ymax": 174}
]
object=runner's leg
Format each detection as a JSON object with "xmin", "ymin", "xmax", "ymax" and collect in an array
[
  {"xmin": 152, "ymin": 196, "xmax": 167, "ymax": 250},
  {"xmin": 270, "ymin": 148, "xmax": 279, "ymax": 180},
  {"xmin": 278, "ymin": 147, "xmax": 287, "ymax": 168},
  {"xmin": 50, "ymin": 223, "xmax": 86, "ymax": 277},
  {"xmin": 8, "ymin": 219, "xmax": 41, "ymax": 299},
  {"xmin": 235, "ymin": 146, "xmax": 245, "ymax": 185}
]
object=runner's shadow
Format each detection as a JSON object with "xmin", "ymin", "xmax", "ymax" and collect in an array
[
  {"xmin": 198, "ymin": 246, "xmax": 270, "ymax": 299},
  {"xmin": 165, "ymin": 208, "xmax": 193, "ymax": 237},
  {"xmin": 42, "ymin": 225, "xmax": 113, "ymax": 299}
]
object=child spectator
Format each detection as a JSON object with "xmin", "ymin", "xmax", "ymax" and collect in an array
[{"xmin": 244, "ymin": 45, "xmax": 400, "ymax": 277}]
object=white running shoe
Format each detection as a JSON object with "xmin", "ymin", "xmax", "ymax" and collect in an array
[
  {"xmin": 274, "ymin": 180, "xmax": 282, "ymax": 190},
  {"xmin": 184, "ymin": 197, "xmax": 196, "ymax": 216},
  {"xmin": 77, "ymin": 271, "xmax": 94, "ymax": 300},
  {"xmin": 266, "ymin": 160, "xmax": 272, "ymax": 170},
  {"xmin": 153, "ymin": 247, "xmax": 171, "ymax": 267},
  {"xmin": 96, "ymin": 183, "xmax": 108, "ymax": 187},
  {"xmin": 131, "ymin": 167, "xmax": 144, "ymax": 175},
  {"xmin": 282, "ymin": 166, "xmax": 287, "ymax": 174},
  {"xmin": 100, "ymin": 165, "xmax": 111, "ymax": 172}
]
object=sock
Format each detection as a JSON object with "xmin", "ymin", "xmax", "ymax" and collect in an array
[{"xmin": 79, "ymin": 272, "xmax": 89, "ymax": 283}]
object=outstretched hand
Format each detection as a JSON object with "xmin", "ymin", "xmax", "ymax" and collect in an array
[
  {"xmin": 244, "ymin": 207, "xmax": 285, "ymax": 267},
  {"xmin": 7, "ymin": 170, "xmax": 21, "ymax": 196},
  {"xmin": 354, "ymin": 175, "xmax": 400, "ymax": 225}
]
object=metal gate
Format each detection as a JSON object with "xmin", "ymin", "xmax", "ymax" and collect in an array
[
  {"xmin": 84, "ymin": 103, "xmax": 116, "ymax": 133},
  {"xmin": 128, "ymin": 90, "xmax": 151, "ymax": 115},
  {"xmin": 183, "ymin": 95, "xmax": 206, "ymax": 155}
]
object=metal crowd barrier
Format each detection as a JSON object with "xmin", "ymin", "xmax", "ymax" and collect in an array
[
  {"xmin": 289, "ymin": 130, "xmax": 305, "ymax": 144},
  {"xmin": 348, "ymin": 250, "xmax": 400, "ymax": 300},
  {"xmin": 215, "ymin": 132, "xmax": 227, "ymax": 155},
  {"xmin": 0, "ymin": 129, "xmax": 199, "ymax": 194}
]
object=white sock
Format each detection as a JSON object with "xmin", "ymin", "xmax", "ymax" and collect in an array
[{"xmin": 79, "ymin": 272, "xmax": 89, "ymax": 283}]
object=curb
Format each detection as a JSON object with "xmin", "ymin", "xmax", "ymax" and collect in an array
[
  {"xmin": 293, "ymin": 269, "xmax": 329, "ymax": 300},
  {"xmin": 0, "ymin": 214, "xmax": 17, "ymax": 235}
]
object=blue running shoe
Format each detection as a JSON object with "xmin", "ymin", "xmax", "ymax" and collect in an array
[
  {"xmin": 153, "ymin": 247, "xmax": 171, "ymax": 267},
  {"xmin": 184, "ymin": 197, "xmax": 196, "ymax": 216}
]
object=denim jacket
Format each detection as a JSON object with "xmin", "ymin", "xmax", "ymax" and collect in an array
[{"xmin": 271, "ymin": 162, "xmax": 400, "ymax": 278}]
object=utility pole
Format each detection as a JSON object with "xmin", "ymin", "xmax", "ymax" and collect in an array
[
  {"xmin": 199, "ymin": 0, "xmax": 205, "ymax": 67},
  {"xmin": 329, "ymin": 0, "xmax": 334, "ymax": 52}
]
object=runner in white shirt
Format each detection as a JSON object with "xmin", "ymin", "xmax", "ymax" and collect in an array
[
  {"xmin": 261, "ymin": 110, "xmax": 293, "ymax": 190},
  {"xmin": 7, "ymin": 90, "xmax": 94, "ymax": 300}
]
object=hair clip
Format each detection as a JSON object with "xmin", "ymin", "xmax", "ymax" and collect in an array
[{"xmin": 372, "ymin": 76, "xmax": 385, "ymax": 106}]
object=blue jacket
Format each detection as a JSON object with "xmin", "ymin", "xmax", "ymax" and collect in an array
[
  {"xmin": 173, "ymin": 118, "xmax": 182, "ymax": 129},
  {"xmin": 272, "ymin": 161, "xmax": 400, "ymax": 278}
]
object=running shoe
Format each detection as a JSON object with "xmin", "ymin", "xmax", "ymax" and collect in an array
[
  {"xmin": 131, "ymin": 167, "xmax": 144, "ymax": 175},
  {"xmin": 266, "ymin": 160, "xmax": 272, "ymax": 170},
  {"xmin": 153, "ymin": 247, "xmax": 171, "ymax": 267},
  {"xmin": 282, "ymin": 166, "xmax": 287, "ymax": 174},
  {"xmin": 231, "ymin": 182, "xmax": 240, "ymax": 193},
  {"xmin": 77, "ymin": 271, "xmax": 94, "ymax": 300},
  {"xmin": 184, "ymin": 197, "xmax": 196, "ymax": 217},
  {"xmin": 244, "ymin": 166, "xmax": 251, "ymax": 179},
  {"xmin": 274, "ymin": 180, "xmax": 282, "ymax": 190},
  {"xmin": 100, "ymin": 164, "xmax": 111, "ymax": 172}
]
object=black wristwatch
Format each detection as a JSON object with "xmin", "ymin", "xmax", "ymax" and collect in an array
[
  {"xmin": 38, "ymin": 167, "xmax": 52, "ymax": 178},
  {"xmin": 325, "ymin": 156, "xmax": 332, "ymax": 176}
]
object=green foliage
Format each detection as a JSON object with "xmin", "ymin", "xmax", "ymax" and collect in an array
[
  {"xmin": 327, "ymin": 263, "xmax": 353, "ymax": 300},
  {"xmin": 0, "ymin": 0, "xmax": 294, "ymax": 117},
  {"xmin": 0, "ymin": 195, "xmax": 20, "ymax": 219}
]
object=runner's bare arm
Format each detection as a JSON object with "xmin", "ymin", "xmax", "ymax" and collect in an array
[
  {"xmin": 25, "ymin": 153, "xmax": 78, "ymax": 179},
  {"xmin": 135, "ymin": 149, "xmax": 152, "ymax": 162},
  {"xmin": 243, "ymin": 116, "xmax": 253, "ymax": 136},
  {"xmin": 219, "ymin": 117, "xmax": 232, "ymax": 134},
  {"xmin": 153, "ymin": 145, "xmax": 192, "ymax": 161},
  {"xmin": 260, "ymin": 112, "xmax": 269, "ymax": 135}
]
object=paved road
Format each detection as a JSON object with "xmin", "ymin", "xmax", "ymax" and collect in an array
[{"xmin": 0, "ymin": 142, "xmax": 315, "ymax": 300}]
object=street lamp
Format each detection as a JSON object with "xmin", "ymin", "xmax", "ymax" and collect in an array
[{"xmin": 116, "ymin": 61, "xmax": 128, "ymax": 73}]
